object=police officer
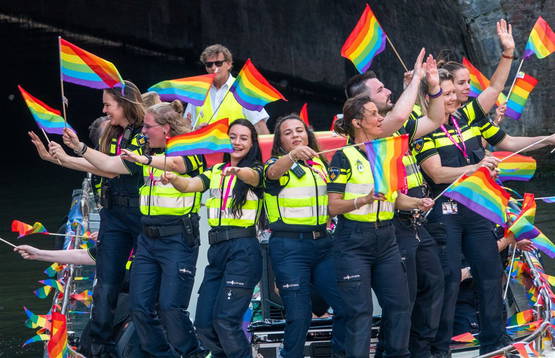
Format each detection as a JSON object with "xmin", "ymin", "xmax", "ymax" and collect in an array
[
  {"xmin": 163, "ymin": 119, "xmax": 263, "ymax": 358},
  {"xmin": 329, "ymin": 95, "xmax": 434, "ymax": 358},
  {"xmin": 37, "ymin": 81, "xmax": 145, "ymax": 358},
  {"xmin": 112, "ymin": 101, "xmax": 205, "ymax": 357},
  {"xmin": 264, "ymin": 114, "xmax": 346, "ymax": 358}
]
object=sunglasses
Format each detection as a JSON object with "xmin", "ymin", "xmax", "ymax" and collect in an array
[{"xmin": 204, "ymin": 60, "xmax": 225, "ymax": 68}]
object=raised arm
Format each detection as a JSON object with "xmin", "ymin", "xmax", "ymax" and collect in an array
[
  {"xmin": 49, "ymin": 142, "xmax": 118, "ymax": 178},
  {"xmin": 161, "ymin": 172, "xmax": 205, "ymax": 193}
]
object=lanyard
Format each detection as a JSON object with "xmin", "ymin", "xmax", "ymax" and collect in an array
[
  {"xmin": 219, "ymin": 163, "xmax": 236, "ymax": 211},
  {"xmin": 116, "ymin": 134, "xmax": 124, "ymax": 155},
  {"xmin": 440, "ymin": 116, "xmax": 469, "ymax": 162},
  {"xmin": 305, "ymin": 160, "xmax": 329, "ymax": 183}
]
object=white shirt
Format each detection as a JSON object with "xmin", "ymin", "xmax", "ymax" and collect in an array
[{"xmin": 185, "ymin": 74, "xmax": 269, "ymax": 128}]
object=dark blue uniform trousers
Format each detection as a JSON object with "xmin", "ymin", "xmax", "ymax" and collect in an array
[
  {"xmin": 334, "ymin": 218, "xmax": 411, "ymax": 358},
  {"xmin": 195, "ymin": 236, "xmax": 262, "ymax": 358},
  {"xmin": 91, "ymin": 207, "xmax": 141, "ymax": 353},
  {"xmin": 130, "ymin": 231, "xmax": 200, "ymax": 357},
  {"xmin": 269, "ymin": 233, "xmax": 346, "ymax": 358},
  {"xmin": 428, "ymin": 198, "xmax": 505, "ymax": 355}
]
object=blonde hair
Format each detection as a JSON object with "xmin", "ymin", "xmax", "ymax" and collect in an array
[
  {"xmin": 147, "ymin": 100, "xmax": 189, "ymax": 136},
  {"xmin": 141, "ymin": 91, "xmax": 161, "ymax": 108}
]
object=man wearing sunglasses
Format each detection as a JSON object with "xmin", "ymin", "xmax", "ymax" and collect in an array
[{"xmin": 184, "ymin": 44, "xmax": 270, "ymax": 134}]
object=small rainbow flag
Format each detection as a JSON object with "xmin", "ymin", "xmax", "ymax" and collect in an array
[
  {"xmin": 341, "ymin": 4, "xmax": 387, "ymax": 73},
  {"xmin": 507, "ymin": 309, "xmax": 534, "ymax": 327},
  {"xmin": 299, "ymin": 103, "xmax": 310, "ymax": 127},
  {"xmin": 541, "ymin": 196, "xmax": 555, "ymax": 203},
  {"xmin": 444, "ymin": 167, "xmax": 510, "ymax": 227},
  {"xmin": 451, "ymin": 332, "xmax": 477, "ymax": 343},
  {"xmin": 22, "ymin": 332, "xmax": 50, "ymax": 347},
  {"xmin": 47, "ymin": 312, "xmax": 69, "ymax": 358},
  {"xmin": 148, "ymin": 74, "xmax": 215, "ymax": 106},
  {"xmin": 462, "ymin": 57, "xmax": 506, "ymax": 106},
  {"xmin": 44, "ymin": 263, "xmax": 64, "ymax": 278},
  {"xmin": 166, "ymin": 118, "xmax": 233, "ymax": 156},
  {"xmin": 18, "ymin": 85, "xmax": 72, "ymax": 135},
  {"xmin": 39, "ymin": 279, "xmax": 64, "ymax": 293},
  {"xmin": 492, "ymin": 151, "xmax": 536, "ymax": 182},
  {"xmin": 11, "ymin": 220, "xmax": 48, "ymax": 238},
  {"xmin": 523, "ymin": 16, "xmax": 555, "ymax": 59},
  {"xmin": 60, "ymin": 37, "xmax": 124, "ymax": 89},
  {"xmin": 33, "ymin": 286, "xmax": 53, "ymax": 299},
  {"xmin": 71, "ymin": 289, "xmax": 93, "ymax": 308},
  {"xmin": 365, "ymin": 134, "xmax": 408, "ymax": 196},
  {"xmin": 505, "ymin": 72, "xmax": 538, "ymax": 120},
  {"xmin": 229, "ymin": 58, "xmax": 287, "ymax": 112},
  {"xmin": 23, "ymin": 307, "xmax": 51, "ymax": 330}
]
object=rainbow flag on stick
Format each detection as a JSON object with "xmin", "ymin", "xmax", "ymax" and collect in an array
[
  {"xmin": 505, "ymin": 72, "xmax": 538, "ymax": 120},
  {"xmin": 148, "ymin": 74, "xmax": 215, "ymax": 106},
  {"xmin": 18, "ymin": 86, "xmax": 72, "ymax": 135},
  {"xmin": 59, "ymin": 37, "xmax": 124, "ymax": 89},
  {"xmin": 541, "ymin": 196, "xmax": 555, "ymax": 203},
  {"xmin": 341, "ymin": 4, "xmax": 387, "ymax": 73},
  {"xmin": 166, "ymin": 118, "xmax": 232, "ymax": 156},
  {"xmin": 492, "ymin": 151, "xmax": 536, "ymax": 182},
  {"xmin": 523, "ymin": 16, "xmax": 555, "ymax": 59},
  {"xmin": 47, "ymin": 312, "xmax": 69, "ymax": 358},
  {"xmin": 229, "ymin": 59, "xmax": 287, "ymax": 111},
  {"xmin": 462, "ymin": 57, "xmax": 506, "ymax": 106},
  {"xmin": 365, "ymin": 134, "xmax": 408, "ymax": 196},
  {"xmin": 12, "ymin": 220, "xmax": 48, "ymax": 238},
  {"xmin": 444, "ymin": 167, "xmax": 510, "ymax": 227}
]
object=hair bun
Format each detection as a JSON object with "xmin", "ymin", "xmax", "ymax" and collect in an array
[{"xmin": 170, "ymin": 100, "xmax": 184, "ymax": 116}]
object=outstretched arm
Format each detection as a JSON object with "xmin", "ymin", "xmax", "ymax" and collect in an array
[
  {"xmin": 161, "ymin": 172, "xmax": 205, "ymax": 193},
  {"xmin": 495, "ymin": 133, "xmax": 555, "ymax": 152},
  {"xmin": 420, "ymin": 153, "xmax": 499, "ymax": 184},
  {"xmin": 120, "ymin": 149, "xmax": 187, "ymax": 173},
  {"xmin": 14, "ymin": 245, "xmax": 95, "ymax": 265}
]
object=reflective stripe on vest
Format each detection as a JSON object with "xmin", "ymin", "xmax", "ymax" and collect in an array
[
  {"xmin": 206, "ymin": 163, "xmax": 261, "ymax": 227},
  {"xmin": 402, "ymin": 153, "xmax": 424, "ymax": 190},
  {"xmin": 341, "ymin": 146, "xmax": 396, "ymax": 222},
  {"xmin": 195, "ymin": 85, "xmax": 244, "ymax": 127},
  {"xmin": 139, "ymin": 159, "xmax": 200, "ymax": 216},
  {"xmin": 264, "ymin": 157, "xmax": 329, "ymax": 227}
]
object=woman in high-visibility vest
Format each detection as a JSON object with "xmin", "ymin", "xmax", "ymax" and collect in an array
[
  {"xmin": 162, "ymin": 118, "xmax": 263, "ymax": 358},
  {"xmin": 31, "ymin": 81, "xmax": 145, "ymax": 356},
  {"xmin": 61, "ymin": 101, "xmax": 205, "ymax": 357},
  {"xmin": 263, "ymin": 113, "xmax": 346, "ymax": 358},
  {"xmin": 329, "ymin": 95, "xmax": 434, "ymax": 358}
]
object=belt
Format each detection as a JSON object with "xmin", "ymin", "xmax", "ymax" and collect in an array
[
  {"xmin": 143, "ymin": 224, "xmax": 184, "ymax": 238},
  {"xmin": 272, "ymin": 230, "xmax": 327, "ymax": 240},
  {"xmin": 208, "ymin": 227, "xmax": 257, "ymax": 245},
  {"xmin": 108, "ymin": 195, "xmax": 140, "ymax": 208}
]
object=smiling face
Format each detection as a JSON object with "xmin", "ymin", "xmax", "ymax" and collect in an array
[
  {"xmin": 141, "ymin": 112, "xmax": 170, "ymax": 148},
  {"xmin": 228, "ymin": 123, "xmax": 253, "ymax": 162},
  {"xmin": 452, "ymin": 68, "xmax": 471, "ymax": 104},
  {"xmin": 278, "ymin": 119, "xmax": 309, "ymax": 153},
  {"xmin": 365, "ymin": 78, "xmax": 393, "ymax": 114},
  {"xmin": 353, "ymin": 101, "xmax": 384, "ymax": 139},
  {"xmin": 441, "ymin": 80, "xmax": 459, "ymax": 115},
  {"xmin": 102, "ymin": 91, "xmax": 128, "ymax": 128}
]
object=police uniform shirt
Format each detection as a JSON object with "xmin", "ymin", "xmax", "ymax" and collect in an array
[{"xmin": 414, "ymin": 99, "xmax": 506, "ymax": 196}]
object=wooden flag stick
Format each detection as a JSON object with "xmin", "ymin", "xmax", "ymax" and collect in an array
[
  {"xmin": 386, "ymin": 36, "xmax": 409, "ymax": 72},
  {"xmin": 0, "ymin": 237, "xmax": 17, "ymax": 248},
  {"xmin": 40, "ymin": 128, "xmax": 62, "ymax": 166},
  {"xmin": 504, "ymin": 58, "xmax": 525, "ymax": 102},
  {"xmin": 58, "ymin": 36, "xmax": 68, "ymax": 128},
  {"xmin": 500, "ymin": 133, "xmax": 555, "ymax": 162}
]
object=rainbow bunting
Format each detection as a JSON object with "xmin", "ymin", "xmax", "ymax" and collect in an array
[
  {"xmin": 39, "ymin": 279, "xmax": 64, "ymax": 293},
  {"xmin": 166, "ymin": 118, "xmax": 232, "ymax": 156},
  {"xmin": 451, "ymin": 332, "xmax": 477, "ymax": 343},
  {"xmin": 18, "ymin": 85, "xmax": 72, "ymax": 135},
  {"xmin": 148, "ymin": 74, "xmax": 215, "ymax": 106},
  {"xmin": 492, "ymin": 151, "xmax": 536, "ymax": 182},
  {"xmin": 462, "ymin": 57, "xmax": 506, "ymax": 106},
  {"xmin": 71, "ymin": 289, "xmax": 93, "ymax": 308},
  {"xmin": 229, "ymin": 58, "xmax": 287, "ymax": 112},
  {"xmin": 505, "ymin": 72, "xmax": 538, "ymax": 120},
  {"xmin": 44, "ymin": 263, "xmax": 64, "ymax": 278},
  {"xmin": 365, "ymin": 134, "xmax": 408, "ymax": 196},
  {"xmin": 34, "ymin": 285, "xmax": 53, "ymax": 299},
  {"xmin": 47, "ymin": 312, "xmax": 69, "ymax": 358},
  {"xmin": 513, "ymin": 341, "xmax": 540, "ymax": 358},
  {"xmin": 507, "ymin": 309, "xmax": 534, "ymax": 327},
  {"xmin": 523, "ymin": 16, "xmax": 555, "ymax": 59},
  {"xmin": 541, "ymin": 196, "xmax": 555, "ymax": 203},
  {"xmin": 11, "ymin": 220, "xmax": 48, "ymax": 238},
  {"xmin": 23, "ymin": 307, "xmax": 51, "ymax": 330},
  {"xmin": 444, "ymin": 167, "xmax": 510, "ymax": 227},
  {"xmin": 299, "ymin": 103, "xmax": 310, "ymax": 127},
  {"xmin": 22, "ymin": 332, "xmax": 50, "ymax": 347},
  {"xmin": 60, "ymin": 37, "xmax": 124, "ymax": 89},
  {"xmin": 541, "ymin": 272, "xmax": 555, "ymax": 286},
  {"xmin": 341, "ymin": 4, "xmax": 387, "ymax": 73}
]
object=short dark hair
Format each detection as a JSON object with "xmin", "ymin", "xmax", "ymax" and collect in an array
[{"xmin": 344, "ymin": 70, "xmax": 377, "ymax": 99}]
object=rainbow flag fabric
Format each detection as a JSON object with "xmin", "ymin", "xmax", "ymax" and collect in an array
[
  {"xmin": 148, "ymin": 74, "xmax": 215, "ymax": 106},
  {"xmin": 444, "ymin": 167, "xmax": 510, "ymax": 227},
  {"xmin": 341, "ymin": 4, "xmax": 387, "ymax": 73},
  {"xmin": 229, "ymin": 59, "xmax": 287, "ymax": 112},
  {"xmin": 505, "ymin": 72, "xmax": 538, "ymax": 120},
  {"xmin": 71, "ymin": 289, "xmax": 93, "ymax": 308},
  {"xmin": 462, "ymin": 57, "xmax": 506, "ymax": 106},
  {"xmin": 451, "ymin": 332, "xmax": 477, "ymax": 343},
  {"xmin": 23, "ymin": 307, "xmax": 51, "ymax": 330},
  {"xmin": 60, "ymin": 37, "xmax": 124, "ymax": 89},
  {"xmin": 47, "ymin": 312, "xmax": 69, "ymax": 358},
  {"xmin": 299, "ymin": 103, "xmax": 310, "ymax": 127},
  {"xmin": 11, "ymin": 220, "xmax": 48, "ymax": 238},
  {"xmin": 506, "ymin": 309, "xmax": 534, "ymax": 327},
  {"xmin": 492, "ymin": 151, "xmax": 536, "ymax": 182},
  {"xmin": 39, "ymin": 279, "xmax": 64, "ymax": 293},
  {"xmin": 18, "ymin": 85, "xmax": 71, "ymax": 135},
  {"xmin": 33, "ymin": 286, "xmax": 53, "ymax": 299},
  {"xmin": 22, "ymin": 332, "xmax": 50, "ymax": 347},
  {"xmin": 44, "ymin": 263, "xmax": 64, "ymax": 278},
  {"xmin": 365, "ymin": 134, "xmax": 408, "ymax": 196},
  {"xmin": 166, "ymin": 118, "xmax": 233, "ymax": 156},
  {"xmin": 541, "ymin": 196, "xmax": 555, "ymax": 203},
  {"xmin": 523, "ymin": 16, "xmax": 555, "ymax": 59}
]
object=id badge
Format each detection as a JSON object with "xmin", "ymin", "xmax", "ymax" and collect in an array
[{"xmin": 442, "ymin": 201, "xmax": 458, "ymax": 215}]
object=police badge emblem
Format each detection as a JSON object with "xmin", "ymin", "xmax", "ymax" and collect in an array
[
  {"xmin": 329, "ymin": 167, "xmax": 340, "ymax": 181},
  {"xmin": 356, "ymin": 160, "xmax": 364, "ymax": 172},
  {"xmin": 413, "ymin": 138, "xmax": 424, "ymax": 153}
]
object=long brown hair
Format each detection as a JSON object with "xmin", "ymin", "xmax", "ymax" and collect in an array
[
  {"xmin": 271, "ymin": 114, "xmax": 327, "ymax": 164},
  {"xmin": 99, "ymin": 81, "xmax": 145, "ymax": 153}
]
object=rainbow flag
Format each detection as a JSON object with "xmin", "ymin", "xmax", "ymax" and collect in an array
[
  {"xmin": 166, "ymin": 118, "xmax": 232, "ymax": 156},
  {"xmin": 444, "ymin": 167, "xmax": 510, "ymax": 227},
  {"xmin": 451, "ymin": 332, "xmax": 477, "ymax": 343},
  {"xmin": 11, "ymin": 220, "xmax": 48, "ymax": 238},
  {"xmin": 44, "ymin": 263, "xmax": 64, "ymax": 278},
  {"xmin": 60, "ymin": 37, "xmax": 124, "ymax": 89},
  {"xmin": 299, "ymin": 102, "xmax": 310, "ymax": 127},
  {"xmin": 33, "ymin": 285, "xmax": 53, "ymax": 299},
  {"xmin": 47, "ymin": 312, "xmax": 69, "ymax": 358},
  {"xmin": 22, "ymin": 332, "xmax": 50, "ymax": 347},
  {"xmin": 523, "ymin": 16, "xmax": 555, "ymax": 59},
  {"xmin": 505, "ymin": 72, "xmax": 538, "ymax": 120},
  {"xmin": 492, "ymin": 151, "xmax": 536, "ymax": 182},
  {"xmin": 39, "ymin": 279, "xmax": 64, "ymax": 293},
  {"xmin": 507, "ymin": 309, "xmax": 534, "ymax": 327},
  {"xmin": 365, "ymin": 134, "xmax": 408, "ymax": 196},
  {"xmin": 71, "ymin": 289, "xmax": 93, "ymax": 308},
  {"xmin": 462, "ymin": 57, "xmax": 506, "ymax": 106},
  {"xmin": 341, "ymin": 4, "xmax": 387, "ymax": 73},
  {"xmin": 148, "ymin": 74, "xmax": 215, "ymax": 106},
  {"xmin": 23, "ymin": 307, "xmax": 51, "ymax": 330},
  {"xmin": 541, "ymin": 196, "xmax": 555, "ymax": 203},
  {"xmin": 18, "ymin": 85, "xmax": 72, "ymax": 135},
  {"xmin": 229, "ymin": 59, "xmax": 287, "ymax": 111}
]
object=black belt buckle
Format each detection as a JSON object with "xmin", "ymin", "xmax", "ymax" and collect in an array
[{"xmin": 144, "ymin": 226, "xmax": 160, "ymax": 238}]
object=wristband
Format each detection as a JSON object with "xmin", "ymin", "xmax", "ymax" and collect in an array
[
  {"xmin": 144, "ymin": 154, "xmax": 153, "ymax": 165},
  {"xmin": 501, "ymin": 53, "xmax": 516, "ymax": 60},
  {"xmin": 74, "ymin": 142, "xmax": 88, "ymax": 156},
  {"xmin": 428, "ymin": 88, "xmax": 443, "ymax": 99},
  {"xmin": 288, "ymin": 152, "xmax": 296, "ymax": 163}
]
